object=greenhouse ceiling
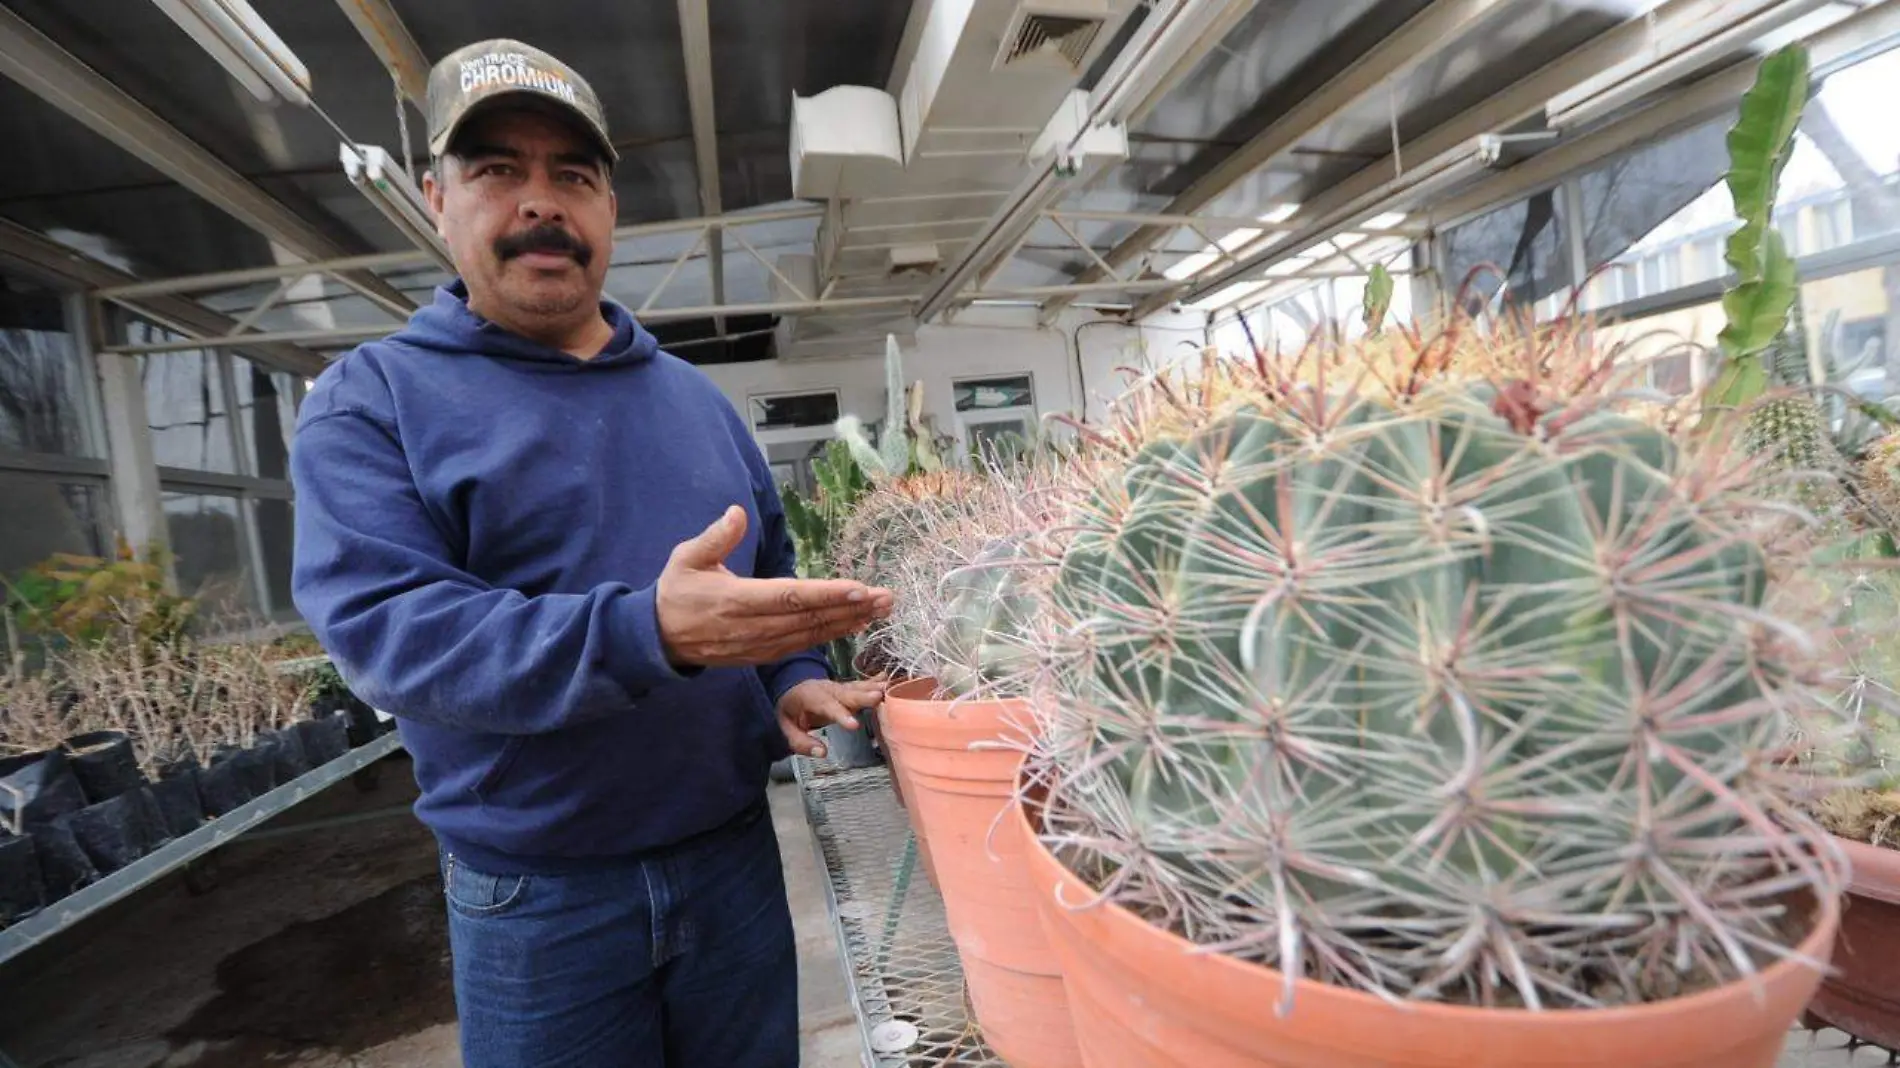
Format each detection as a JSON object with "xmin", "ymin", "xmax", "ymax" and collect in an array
[{"xmin": 0, "ymin": 0, "xmax": 1895, "ymax": 372}]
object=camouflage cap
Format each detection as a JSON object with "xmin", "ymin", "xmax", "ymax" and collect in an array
[{"xmin": 426, "ymin": 39, "xmax": 618, "ymax": 166}]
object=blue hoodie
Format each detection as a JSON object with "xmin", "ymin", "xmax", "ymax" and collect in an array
[{"xmin": 290, "ymin": 281, "xmax": 830, "ymax": 874}]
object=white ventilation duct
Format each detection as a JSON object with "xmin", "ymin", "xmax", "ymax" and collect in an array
[
  {"xmin": 774, "ymin": 0, "xmax": 1141, "ymax": 360},
  {"xmin": 789, "ymin": 86, "xmax": 906, "ymax": 200}
]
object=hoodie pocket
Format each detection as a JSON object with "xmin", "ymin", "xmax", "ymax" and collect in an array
[{"xmin": 472, "ymin": 735, "xmax": 528, "ymax": 803}]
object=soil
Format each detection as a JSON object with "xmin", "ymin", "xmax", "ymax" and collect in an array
[
  {"xmin": 165, "ymin": 874, "xmax": 456, "ymax": 1062},
  {"xmin": 1818, "ymin": 789, "xmax": 1900, "ymax": 851}
]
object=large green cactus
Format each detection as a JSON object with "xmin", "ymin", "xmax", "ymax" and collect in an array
[{"xmin": 1041, "ymin": 379, "xmax": 1840, "ymax": 1011}]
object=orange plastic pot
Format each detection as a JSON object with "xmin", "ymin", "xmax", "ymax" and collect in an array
[
  {"xmin": 880, "ymin": 678, "xmax": 1082, "ymax": 1068},
  {"xmin": 1013, "ymin": 785, "xmax": 1841, "ymax": 1068},
  {"xmin": 1805, "ymin": 834, "xmax": 1900, "ymax": 1048}
]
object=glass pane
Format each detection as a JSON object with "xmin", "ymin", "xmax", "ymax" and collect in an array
[
  {"xmin": 969, "ymin": 418, "xmax": 1032, "ymax": 464},
  {"xmin": 141, "ymin": 346, "xmax": 236, "ymax": 474},
  {"xmin": 0, "ymin": 272, "xmax": 89, "ymax": 457},
  {"xmin": 234, "ymin": 356, "xmax": 296, "ymax": 480},
  {"xmin": 1576, "ymin": 114, "xmax": 1732, "ymax": 309},
  {"xmin": 1587, "ymin": 300, "xmax": 1726, "ymax": 398},
  {"xmin": 162, "ymin": 492, "xmax": 257, "ymax": 622},
  {"xmin": 1578, "ymin": 42, "xmax": 1900, "ymax": 312},
  {"xmin": 0, "ymin": 475, "xmax": 107, "ymax": 579},
  {"xmin": 254, "ymin": 497, "xmax": 296, "ymax": 619},
  {"xmin": 954, "ymin": 376, "xmax": 1035, "ymax": 412},
  {"xmin": 1441, "ymin": 188, "xmax": 1571, "ymax": 310},
  {"xmin": 749, "ymin": 392, "xmax": 839, "ymax": 430},
  {"xmin": 1800, "ymin": 265, "xmax": 1896, "ymax": 404},
  {"xmin": 1797, "ymin": 44, "xmax": 1900, "ymax": 248}
]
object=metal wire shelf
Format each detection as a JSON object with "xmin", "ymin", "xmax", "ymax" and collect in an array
[
  {"xmin": 792, "ymin": 755, "xmax": 1893, "ymax": 1068},
  {"xmin": 795, "ymin": 755, "xmax": 1006, "ymax": 1068},
  {"xmin": 1784, "ymin": 1024, "xmax": 1900, "ymax": 1067}
]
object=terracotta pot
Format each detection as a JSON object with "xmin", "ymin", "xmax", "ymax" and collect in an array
[
  {"xmin": 877, "ymin": 720, "xmax": 939, "ymax": 891},
  {"xmin": 1013, "ymin": 785, "xmax": 1841, "ymax": 1068},
  {"xmin": 881, "ymin": 678, "xmax": 1081, "ymax": 1068},
  {"xmin": 1805, "ymin": 833, "xmax": 1900, "ymax": 1048}
]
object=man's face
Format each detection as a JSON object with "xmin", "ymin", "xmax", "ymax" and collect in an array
[{"xmin": 424, "ymin": 105, "xmax": 616, "ymax": 323}]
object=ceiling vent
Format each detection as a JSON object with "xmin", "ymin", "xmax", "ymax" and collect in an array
[{"xmin": 997, "ymin": 3, "xmax": 1108, "ymax": 73}]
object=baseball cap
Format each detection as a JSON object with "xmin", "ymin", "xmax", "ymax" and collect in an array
[{"xmin": 426, "ymin": 39, "xmax": 618, "ymax": 168}]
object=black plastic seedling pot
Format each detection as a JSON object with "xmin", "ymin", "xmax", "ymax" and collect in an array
[
  {"xmin": 153, "ymin": 755, "xmax": 207, "ymax": 838},
  {"xmin": 62, "ymin": 730, "xmax": 146, "ymax": 803},
  {"xmin": 0, "ymin": 832, "xmax": 43, "ymax": 924}
]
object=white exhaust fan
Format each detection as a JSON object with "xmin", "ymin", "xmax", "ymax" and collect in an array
[
  {"xmin": 995, "ymin": 0, "xmax": 1111, "ymax": 74},
  {"xmin": 341, "ymin": 143, "xmax": 456, "ymax": 274},
  {"xmin": 149, "ymin": 0, "xmax": 311, "ymax": 106}
]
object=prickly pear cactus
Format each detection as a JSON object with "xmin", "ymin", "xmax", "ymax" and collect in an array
[{"xmin": 1037, "ymin": 378, "xmax": 1842, "ymax": 1011}]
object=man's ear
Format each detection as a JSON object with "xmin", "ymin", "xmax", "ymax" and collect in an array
[{"xmin": 422, "ymin": 165, "xmax": 445, "ymax": 237}]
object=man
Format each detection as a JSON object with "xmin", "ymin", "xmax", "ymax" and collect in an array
[{"xmin": 290, "ymin": 38, "xmax": 892, "ymax": 1068}]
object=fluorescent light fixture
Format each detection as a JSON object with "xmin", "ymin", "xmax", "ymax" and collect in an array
[
  {"xmin": 1188, "ymin": 279, "xmax": 1270, "ymax": 313},
  {"xmin": 150, "ymin": 0, "xmax": 311, "ymax": 106},
  {"xmin": 342, "ymin": 143, "xmax": 455, "ymax": 273},
  {"xmin": 1163, "ymin": 204, "xmax": 1305, "ymax": 280},
  {"xmin": 1364, "ymin": 212, "xmax": 1409, "ymax": 230}
]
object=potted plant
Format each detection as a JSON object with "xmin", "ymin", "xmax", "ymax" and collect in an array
[
  {"xmin": 1688, "ymin": 41, "xmax": 1900, "ymax": 1050},
  {"xmin": 1800, "ymin": 562, "xmax": 1900, "ymax": 1049},
  {"xmin": 1004, "ymin": 293, "xmax": 1854, "ymax": 1065},
  {"xmin": 858, "ymin": 451, "xmax": 1088, "ymax": 1068}
]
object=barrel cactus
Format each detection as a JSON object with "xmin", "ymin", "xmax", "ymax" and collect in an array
[
  {"xmin": 1032, "ymin": 361, "xmax": 1846, "ymax": 1012},
  {"xmin": 935, "ymin": 535, "xmax": 1042, "ymax": 698}
]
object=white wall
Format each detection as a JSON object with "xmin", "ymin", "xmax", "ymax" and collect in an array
[{"xmin": 695, "ymin": 305, "xmax": 1210, "ymax": 452}]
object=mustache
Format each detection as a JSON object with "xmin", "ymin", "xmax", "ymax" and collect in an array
[{"xmin": 495, "ymin": 224, "xmax": 593, "ymax": 266}]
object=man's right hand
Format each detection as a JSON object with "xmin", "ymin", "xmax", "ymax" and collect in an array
[{"xmin": 656, "ymin": 505, "xmax": 895, "ymax": 668}]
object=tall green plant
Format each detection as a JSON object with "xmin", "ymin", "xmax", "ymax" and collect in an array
[
  {"xmin": 1707, "ymin": 44, "xmax": 1810, "ymax": 414},
  {"xmin": 836, "ymin": 334, "xmax": 943, "ymax": 481},
  {"xmin": 780, "ymin": 440, "xmax": 873, "ymax": 677}
]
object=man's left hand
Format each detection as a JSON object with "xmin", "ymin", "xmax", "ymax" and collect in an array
[{"xmin": 777, "ymin": 677, "xmax": 888, "ymax": 760}]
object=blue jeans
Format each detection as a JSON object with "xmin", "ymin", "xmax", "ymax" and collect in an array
[{"xmin": 440, "ymin": 801, "xmax": 799, "ymax": 1067}]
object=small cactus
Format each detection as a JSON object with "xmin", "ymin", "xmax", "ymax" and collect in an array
[
  {"xmin": 1859, "ymin": 432, "xmax": 1900, "ymax": 530},
  {"xmin": 1742, "ymin": 391, "xmax": 1851, "ymax": 514}
]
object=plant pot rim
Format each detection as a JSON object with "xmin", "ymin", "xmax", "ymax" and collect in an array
[
  {"xmin": 885, "ymin": 676, "xmax": 1024, "ymax": 707},
  {"xmin": 1828, "ymin": 830, "xmax": 1900, "ymax": 905},
  {"xmin": 882, "ymin": 677, "xmax": 1039, "ymax": 747},
  {"xmin": 1014, "ymin": 767, "xmax": 1843, "ymax": 1028}
]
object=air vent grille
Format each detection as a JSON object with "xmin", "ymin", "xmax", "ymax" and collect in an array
[{"xmin": 1002, "ymin": 13, "xmax": 1104, "ymax": 71}]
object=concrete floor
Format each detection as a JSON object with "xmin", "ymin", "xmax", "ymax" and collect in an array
[{"xmin": 0, "ymin": 753, "xmax": 864, "ymax": 1068}]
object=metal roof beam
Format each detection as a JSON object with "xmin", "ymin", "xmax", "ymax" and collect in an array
[
  {"xmin": 0, "ymin": 6, "xmax": 415, "ymax": 318},
  {"xmin": 1039, "ymin": 0, "xmax": 1517, "ymax": 323},
  {"xmin": 0, "ymin": 218, "xmax": 326, "ymax": 376},
  {"xmin": 334, "ymin": 0, "xmax": 431, "ymax": 107},
  {"xmin": 912, "ymin": 0, "xmax": 1254, "ymax": 324},
  {"xmin": 1424, "ymin": 0, "xmax": 1900, "ymax": 232},
  {"xmin": 1151, "ymin": 0, "xmax": 1827, "ymax": 318},
  {"xmin": 94, "ymin": 205, "xmax": 825, "ymax": 300},
  {"xmin": 677, "ymin": 0, "xmax": 726, "ymax": 334}
]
